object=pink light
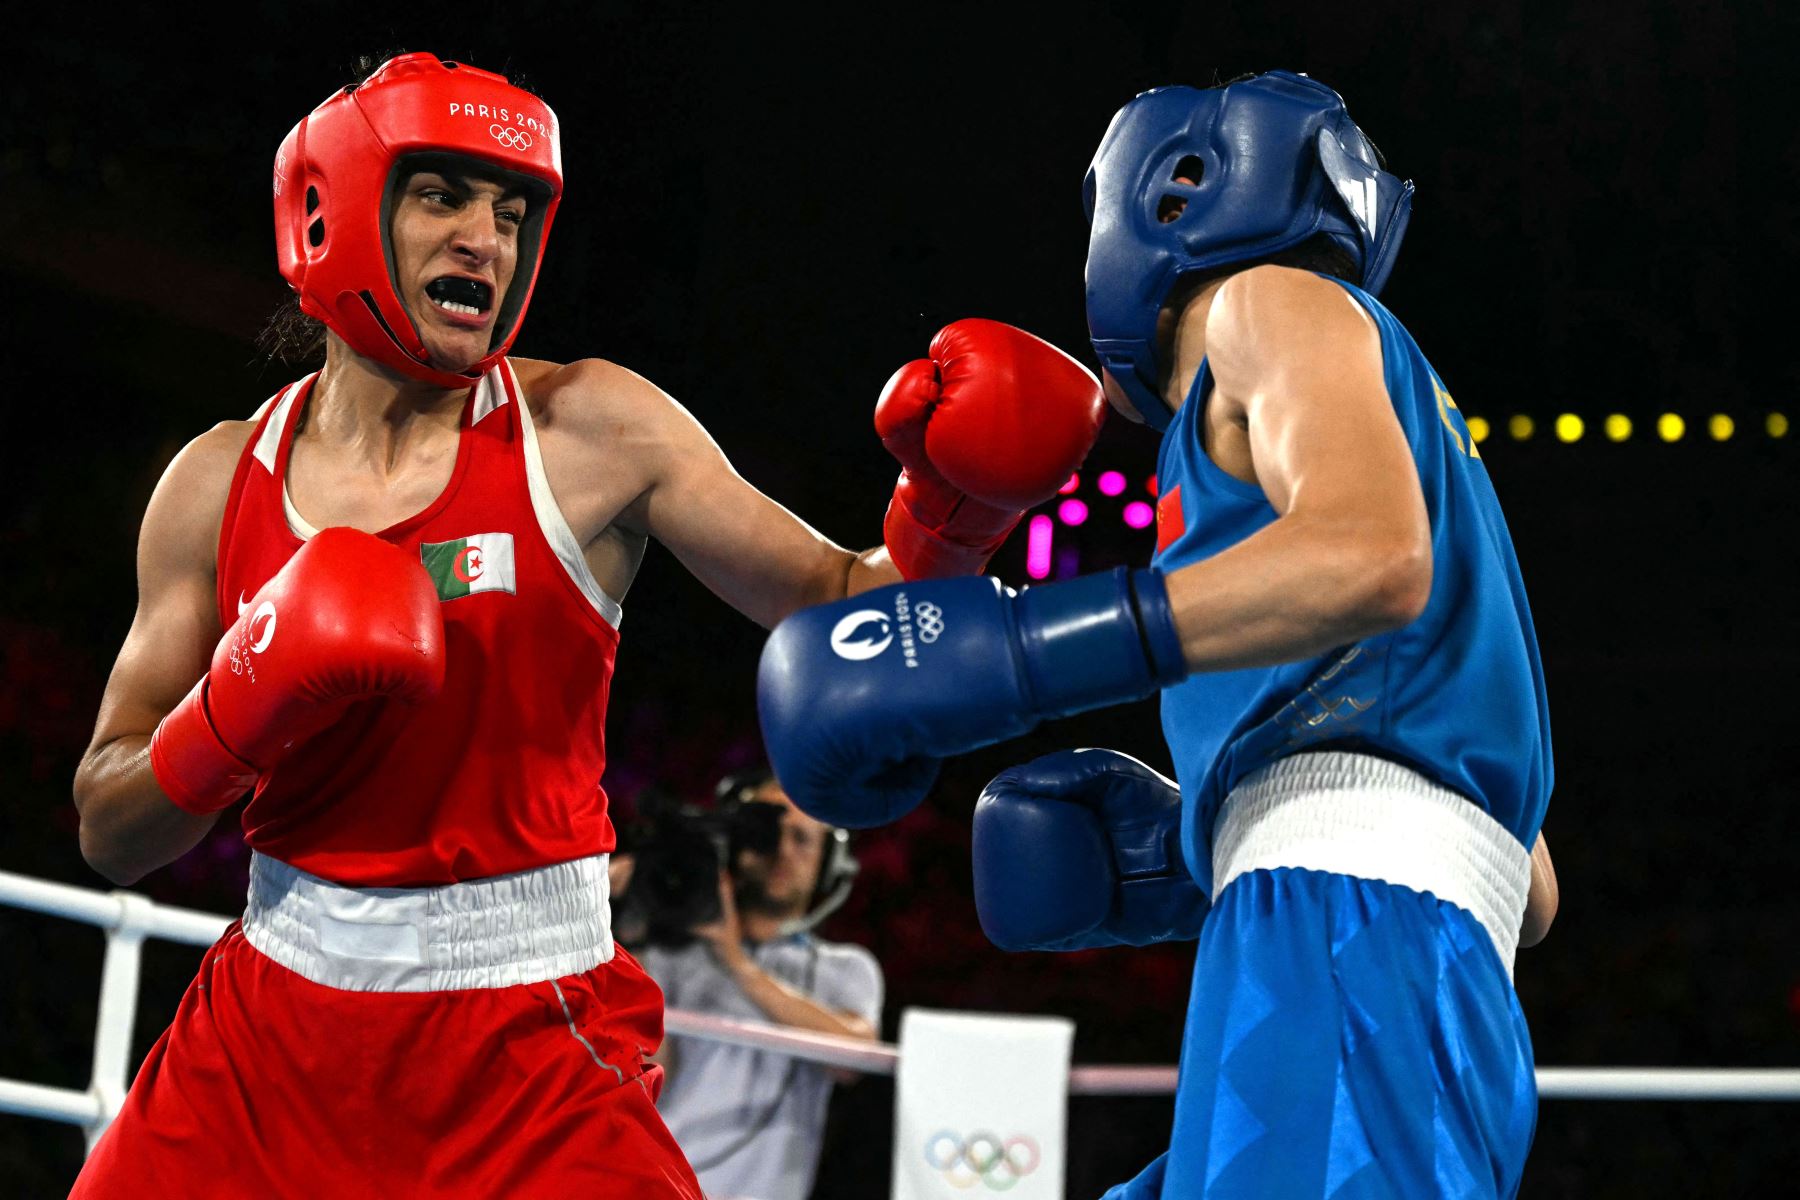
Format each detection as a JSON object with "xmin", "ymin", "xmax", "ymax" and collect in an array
[
  {"xmin": 1058, "ymin": 498, "xmax": 1089, "ymax": 527},
  {"xmin": 1123, "ymin": 501, "xmax": 1154, "ymax": 529},
  {"xmin": 1146, "ymin": 474, "xmax": 1159, "ymax": 496},
  {"xmin": 1058, "ymin": 472, "xmax": 1080, "ymax": 495},
  {"xmin": 1098, "ymin": 470, "xmax": 1126, "ymax": 496},
  {"xmin": 1026, "ymin": 514, "xmax": 1054, "ymax": 579}
]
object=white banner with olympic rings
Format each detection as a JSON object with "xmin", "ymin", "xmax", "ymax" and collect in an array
[{"xmin": 893, "ymin": 1008, "xmax": 1074, "ymax": 1199}]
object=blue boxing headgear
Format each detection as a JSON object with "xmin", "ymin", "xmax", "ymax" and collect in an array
[{"xmin": 1083, "ymin": 70, "xmax": 1414, "ymax": 431}]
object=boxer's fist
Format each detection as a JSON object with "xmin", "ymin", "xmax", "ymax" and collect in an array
[
  {"xmin": 973, "ymin": 750, "xmax": 1208, "ymax": 952},
  {"xmin": 757, "ymin": 568, "xmax": 1186, "ymax": 830},
  {"xmin": 878, "ymin": 319, "xmax": 1104, "ymax": 578},
  {"xmin": 150, "ymin": 527, "xmax": 446, "ymax": 813}
]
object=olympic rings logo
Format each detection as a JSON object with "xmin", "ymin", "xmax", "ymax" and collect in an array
[
  {"xmin": 923, "ymin": 1130, "xmax": 1040, "ymax": 1191},
  {"xmin": 489, "ymin": 124, "xmax": 534, "ymax": 151},
  {"xmin": 915, "ymin": 601, "xmax": 945, "ymax": 643}
]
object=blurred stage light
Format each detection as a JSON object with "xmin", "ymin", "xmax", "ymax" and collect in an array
[
  {"xmin": 1123, "ymin": 501, "xmax": 1154, "ymax": 529},
  {"xmin": 1026, "ymin": 515, "xmax": 1053, "ymax": 579},
  {"xmin": 1058, "ymin": 473, "xmax": 1080, "ymax": 495},
  {"xmin": 1146, "ymin": 475, "xmax": 1158, "ymax": 496},
  {"xmin": 1336, "ymin": 410, "xmax": 1793, "ymax": 447},
  {"xmin": 1098, "ymin": 471, "xmax": 1126, "ymax": 496},
  {"xmin": 1058, "ymin": 498, "xmax": 1089, "ymax": 526}
]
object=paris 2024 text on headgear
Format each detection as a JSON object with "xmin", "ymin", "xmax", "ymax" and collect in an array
[
  {"xmin": 273, "ymin": 52, "xmax": 564, "ymax": 389},
  {"xmin": 1083, "ymin": 69, "xmax": 1414, "ymax": 431}
]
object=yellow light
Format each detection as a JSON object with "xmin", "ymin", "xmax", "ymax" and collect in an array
[
  {"xmin": 1708, "ymin": 414, "xmax": 1734, "ymax": 442},
  {"xmin": 1508, "ymin": 414, "xmax": 1535, "ymax": 441},
  {"xmin": 1555, "ymin": 414, "xmax": 1585, "ymax": 443},
  {"xmin": 1604, "ymin": 414, "xmax": 1632, "ymax": 442},
  {"xmin": 1769, "ymin": 412, "xmax": 1790, "ymax": 439},
  {"xmin": 1467, "ymin": 416, "xmax": 1490, "ymax": 444},
  {"xmin": 1657, "ymin": 413, "xmax": 1685, "ymax": 442}
]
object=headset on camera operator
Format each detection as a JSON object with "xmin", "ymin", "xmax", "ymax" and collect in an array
[{"xmin": 632, "ymin": 769, "xmax": 884, "ymax": 1200}]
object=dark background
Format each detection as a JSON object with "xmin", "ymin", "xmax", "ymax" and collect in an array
[{"xmin": 3, "ymin": 2, "xmax": 1796, "ymax": 1196}]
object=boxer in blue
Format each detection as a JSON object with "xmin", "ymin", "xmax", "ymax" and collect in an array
[{"xmin": 758, "ymin": 71, "xmax": 1556, "ymax": 1198}]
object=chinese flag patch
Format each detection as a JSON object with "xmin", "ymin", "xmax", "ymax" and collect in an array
[{"xmin": 1155, "ymin": 484, "xmax": 1185, "ymax": 554}]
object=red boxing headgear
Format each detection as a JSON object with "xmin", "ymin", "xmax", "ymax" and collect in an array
[{"xmin": 274, "ymin": 53, "xmax": 564, "ymax": 388}]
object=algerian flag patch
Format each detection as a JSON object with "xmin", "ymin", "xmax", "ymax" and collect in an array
[{"xmin": 420, "ymin": 533, "xmax": 517, "ymax": 601}]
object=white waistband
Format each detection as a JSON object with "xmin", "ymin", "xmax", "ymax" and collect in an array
[
  {"xmin": 1212, "ymin": 752, "xmax": 1531, "ymax": 975},
  {"xmin": 243, "ymin": 852, "xmax": 614, "ymax": 992}
]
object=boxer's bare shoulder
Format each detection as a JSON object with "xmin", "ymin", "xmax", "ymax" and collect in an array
[
  {"xmin": 148, "ymin": 419, "xmax": 260, "ymax": 573},
  {"xmin": 1202, "ymin": 265, "xmax": 1379, "ymax": 410},
  {"xmin": 514, "ymin": 355, "xmax": 713, "ymax": 458},
  {"xmin": 506, "ymin": 355, "xmax": 710, "ymax": 567},
  {"xmin": 507, "ymin": 355, "xmax": 865, "ymax": 628}
]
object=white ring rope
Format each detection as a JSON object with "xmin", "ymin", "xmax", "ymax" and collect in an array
[
  {"xmin": 661, "ymin": 1014, "xmax": 1800, "ymax": 1101},
  {"xmin": 3, "ymin": 865, "xmax": 1796, "ymax": 1156}
]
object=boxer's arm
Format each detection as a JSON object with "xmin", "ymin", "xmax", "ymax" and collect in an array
[
  {"xmin": 541, "ymin": 359, "xmax": 900, "ymax": 629},
  {"xmin": 74, "ymin": 423, "xmax": 249, "ymax": 884},
  {"xmin": 1161, "ymin": 267, "xmax": 1433, "ymax": 670},
  {"xmin": 1520, "ymin": 831, "xmax": 1559, "ymax": 948},
  {"xmin": 628, "ymin": 400, "xmax": 902, "ymax": 626}
]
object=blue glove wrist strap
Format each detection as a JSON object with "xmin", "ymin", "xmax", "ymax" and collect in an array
[
  {"xmin": 1012, "ymin": 567, "xmax": 1190, "ymax": 718},
  {"xmin": 1129, "ymin": 567, "xmax": 1188, "ymax": 686}
]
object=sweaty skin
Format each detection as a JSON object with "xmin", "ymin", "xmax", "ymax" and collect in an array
[
  {"xmin": 1144, "ymin": 266, "xmax": 1434, "ymax": 674},
  {"xmin": 74, "ymin": 166, "xmax": 901, "ymax": 885},
  {"xmin": 1519, "ymin": 830, "xmax": 1559, "ymax": 946},
  {"xmin": 1125, "ymin": 263, "xmax": 1556, "ymax": 940}
]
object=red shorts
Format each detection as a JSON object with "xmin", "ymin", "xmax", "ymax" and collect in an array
[{"xmin": 71, "ymin": 924, "xmax": 702, "ymax": 1199}]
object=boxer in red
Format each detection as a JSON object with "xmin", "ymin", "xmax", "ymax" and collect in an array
[{"xmin": 68, "ymin": 53, "xmax": 1104, "ymax": 1198}]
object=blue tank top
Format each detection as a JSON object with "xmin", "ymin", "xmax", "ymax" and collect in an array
[{"xmin": 1153, "ymin": 278, "xmax": 1551, "ymax": 876}]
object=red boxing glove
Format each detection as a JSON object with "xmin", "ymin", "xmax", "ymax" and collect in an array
[
  {"xmin": 876, "ymin": 319, "xmax": 1105, "ymax": 579},
  {"xmin": 150, "ymin": 527, "xmax": 446, "ymax": 814}
]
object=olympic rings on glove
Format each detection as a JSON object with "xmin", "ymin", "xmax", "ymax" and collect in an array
[
  {"xmin": 922, "ymin": 1130, "xmax": 1041, "ymax": 1191},
  {"xmin": 915, "ymin": 601, "xmax": 944, "ymax": 644}
]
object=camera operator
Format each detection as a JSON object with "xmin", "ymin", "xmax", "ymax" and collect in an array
[{"xmin": 635, "ymin": 769, "xmax": 884, "ymax": 1200}]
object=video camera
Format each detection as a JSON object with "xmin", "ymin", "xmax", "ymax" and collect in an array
[
  {"xmin": 614, "ymin": 771, "xmax": 860, "ymax": 950},
  {"xmin": 620, "ymin": 791, "xmax": 786, "ymax": 949}
]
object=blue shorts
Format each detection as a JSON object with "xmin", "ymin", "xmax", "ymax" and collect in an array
[{"xmin": 1105, "ymin": 867, "xmax": 1536, "ymax": 1200}]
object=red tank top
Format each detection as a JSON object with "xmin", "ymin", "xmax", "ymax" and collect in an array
[{"xmin": 216, "ymin": 362, "xmax": 622, "ymax": 886}]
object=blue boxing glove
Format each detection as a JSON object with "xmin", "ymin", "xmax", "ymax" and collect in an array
[
  {"xmin": 756, "ymin": 567, "xmax": 1187, "ymax": 829},
  {"xmin": 972, "ymin": 749, "xmax": 1209, "ymax": 952}
]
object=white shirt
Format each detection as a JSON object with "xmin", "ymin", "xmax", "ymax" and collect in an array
[{"xmin": 638, "ymin": 935, "xmax": 884, "ymax": 1200}]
